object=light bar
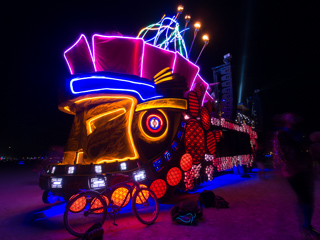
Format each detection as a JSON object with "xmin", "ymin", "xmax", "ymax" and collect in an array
[
  {"xmin": 90, "ymin": 177, "xmax": 106, "ymax": 189},
  {"xmin": 51, "ymin": 178, "xmax": 63, "ymax": 188},
  {"xmin": 120, "ymin": 162, "xmax": 127, "ymax": 171},
  {"xmin": 69, "ymin": 74, "xmax": 162, "ymax": 102},
  {"xmin": 133, "ymin": 169, "xmax": 146, "ymax": 182},
  {"xmin": 68, "ymin": 166, "xmax": 75, "ymax": 174},
  {"xmin": 95, "ymin": 165, "xmax": 102, "ymax": 174}
]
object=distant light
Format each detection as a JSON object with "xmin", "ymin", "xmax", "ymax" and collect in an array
[
  {"xmin": 120, "ymin": 162, "xmax": 127, "ymax": 171},
  {"xmin": 194, "ymin": 22, "xmax": 201, "ymax": 30},
  {"xmin": 185, "ymin": 15, "xmax": 191, "ymax": 21},
  {"xmin": 95, "ymin": 165, "xmax": 102, "ymax": 174},
  {"xmin": 202, "ymin": 34, "xmax": 209, "ymax": 42},
  {"xmin": 177, "ymin": 5, "xmax": 184, "ymax": 13},
  {"xmin": 90, "ymin": 177, "xmax": 106, "ymax": 189},
  {"xmin": 184, "ymin": 115, "xmax": 190, "ymax": 120},
  {"xmin": 133, "ymin": 169, "xmax": 146, "ymax": 182},
  {"xmin": 68, "ymin": 166, "xmax": 75, "ymax": 174},
  {"xmin": 51, "ymin": 178, "xmax": 63, "ymax": 188}
]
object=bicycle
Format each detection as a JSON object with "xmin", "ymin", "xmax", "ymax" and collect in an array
[{"xmin": 63, "ymin": 168, "xmax": 159, "ymax": 238}]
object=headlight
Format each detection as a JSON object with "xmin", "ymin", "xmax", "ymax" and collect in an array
[
  {"xmin": 95, "ymin": 165, "xmax": 102, "ymax": 174},
  {"xmin": 120, "ymin": 162, "xmax": 127, "ymax": 171},
  {"xmin": 90, "ymin": 177, "xmax": 106, "ymax": 189},
  {"xmin": 68, "ymin": 166, "xmax": 75, "ymax": 174},
  {"xmin": 133, "ymin": 169, "xmax": 146, "ymax": 182},
  {"xmin": 51, "ymin": 178, "xmax": 63, "ymax": 188}
]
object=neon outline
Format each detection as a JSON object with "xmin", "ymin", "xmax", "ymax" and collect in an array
[
  {"xmin": 86, "ymin": 108, "xmax": 126, "ymax": 135},
  {"xmin": 92, "ymin": 34, "xmax": 144, "ymax": 75},
  {"xmin": 64, "ymin": 34, "xmax": 96, "ymax": 74},
  {"xmin": 70, "ymin": 95, "xmax": 138, "ymax": 163},
  {"xmin": 139, "ymin": 109, "xmax": 169, "ymax": 141},
  {"xmin": 135, "ymin": 98, "xmax": 187, "ymax": 112},
  {"xmin": 70, "ymin": 75, "xmax": 162, "ymax": 102}
]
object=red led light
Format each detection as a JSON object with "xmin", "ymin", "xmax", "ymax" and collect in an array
[
  {"xmin": 166, "ymin": 167, "xmax": 182, "ymax": 186},
  {"xmin": 180, "ymin": 153, "xmax": 193, "ymax": 171},
  {"xmin": 195, "ymin": 83, "xmax": 202, "ymax": 98},
  {"xmin": 206, "ymin": 131, "xmax": 216, "ymax": 154},
  {"xmin": 150, "ymin": 179, "xmax": 167, "ymax": 199},
  {"xmin": 200, "ymin": 107, "xmax": 210, "ymax": 130},
  {"xmin": 184, "ymin": 119, "xmax": 205, "ymax": 164},
  {"xmin": 187, "ymin": 91, "xmax": 200, "ymax": 117}
]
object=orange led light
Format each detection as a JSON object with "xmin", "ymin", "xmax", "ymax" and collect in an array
[
  {"xmin": 132, "ymin": 184, "xmax": 148, "ymax": 204},
  {"xmin": 91, "ymin": 195, "xmax": 109, "ymax": 213},
  {"xmin": 111, "ymin": 187, "xmax": 131, "ymax": 207},
  {"xmin": 86, "ymin": 108, "xmax": 126, "ymax": 135}
]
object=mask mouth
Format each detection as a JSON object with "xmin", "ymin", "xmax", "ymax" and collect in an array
[{"xmin": 60, "ymin": 94, "xmax": 139, "ymax": 164}]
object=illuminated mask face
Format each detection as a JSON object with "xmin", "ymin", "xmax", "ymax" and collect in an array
[{"xmin": 60, "ymin": 93, "xmax": 187, "ymax": 165}]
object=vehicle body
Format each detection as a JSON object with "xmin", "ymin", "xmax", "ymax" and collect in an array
[{"xmin": 39, "ymin": 33, "xmax": 257, "ymax": 203}]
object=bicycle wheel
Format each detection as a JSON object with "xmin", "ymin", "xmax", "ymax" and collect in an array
[
  {"xmin": 64, "ymin": 191, "xmax": 107, "ymax": 237},
  {"xmin": 132, "ymin": 188, "xmax": 159, "ymax": 225}
]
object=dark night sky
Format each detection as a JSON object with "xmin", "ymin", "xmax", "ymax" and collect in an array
[{"xmin": 1, "ymin": 0, "xmax": 317, "ymax": 157}]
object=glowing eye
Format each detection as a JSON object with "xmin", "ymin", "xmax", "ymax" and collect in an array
[
  {"xmin": 146, "ymin": 115, "xmax": 163, "ymax": 133},
  {"xmin": 139, "ymin": 110, "xmax": 168, "ymax": 141}
]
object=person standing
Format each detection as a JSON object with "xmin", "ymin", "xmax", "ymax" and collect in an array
[{"xmin": 273, "ymin": 113, "xmax": 320, "ymax": 239}]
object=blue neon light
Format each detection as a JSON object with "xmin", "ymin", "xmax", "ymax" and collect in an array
[
  {"xmin": 164, "ymin": 150, "xmax": 171, "ymax": 162},
  {"xmin": 69, "ymin": 74, "xmax": 163, "ymax": 102},
  {"xmin": 153, "ymin": 157, "xmax": 163, "ymax": 172},
  {"xmin": 177, "ymin": 130, "xmax": 183, "ymax": 140},
  {"xmin": 172, "ymin": 141, "xmax": 178, "ymax": 151}
]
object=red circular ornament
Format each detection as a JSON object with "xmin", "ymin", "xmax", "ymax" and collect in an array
[
  {"xmin": 150, "ymin": 179, "xmax": 167, "ymax": 199},
  {"xmin": 180, "ymin": 153, "xmax": 193, "ymax": 171},
  {"xmin": 166, "ymin": 167, "xmax": 182, "ymax": 186}
]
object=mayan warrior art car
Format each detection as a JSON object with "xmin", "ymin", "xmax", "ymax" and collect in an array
[{"xmin": 39, "ymin": 14, "xmax": 257, "ymax": 203}]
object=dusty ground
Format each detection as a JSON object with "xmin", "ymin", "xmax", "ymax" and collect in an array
[{"xmin": 0, "ymin": 162, "xmax": 319, "ymax": 240}]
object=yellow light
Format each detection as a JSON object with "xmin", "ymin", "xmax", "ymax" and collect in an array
[
  {"xmin": 202, "ymin": 34, "xmax": 209, "ymax": 42},
  {"xmin": 185, "ymin": 15, "xmax": 191, "ymax": 21},
  {"xmin": 177, "ymin": 5, "xmax": 184, "ymax": 13},
  {"xmin": 194, "ymin": 22, "xmax": 201, "ymax": 30},
  {"xmin": 154, "ymin": 76, "xmax": 174, "ymax": 85},
  {"xmin": 75, "ymin": 151, "xmax": 83, "ymax": 164},
  {"xmin": 138, "ymin": 109, "xmax": 169, "ymax": 142},
  {"xmin": 135, "ymin": 98, "xmax": 187, "ymax": 112},
  {"xmin": 86, "ymin": 108, "xmax": 126, "ymax": 135}
]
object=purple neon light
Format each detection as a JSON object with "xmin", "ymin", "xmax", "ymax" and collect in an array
[
  {"xmin": 92, "ymin": 34, "xmax": 144, "ymax": 75},
  {"xmin": 64, "ymin": 34, "xmax": 95, "ymax": 74},
  {"xmin": 172, "ymin": 52, "xmax": 200, "ymax": 95},
  {"xmin": 141, "ymin": 42, "xmax": 176, "ymax": 80},
  {"xmin": 63, "ymin": 34, "xmax": 212, "ymax": 104}
]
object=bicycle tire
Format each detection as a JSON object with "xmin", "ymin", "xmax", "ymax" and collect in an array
[
  {"xmin": 64, "ymin": 191, "xmax": 107, "ymax": 237},
  {"xmin": 132, "ymin": 188, "xmax": 159, "ymax": 225}
]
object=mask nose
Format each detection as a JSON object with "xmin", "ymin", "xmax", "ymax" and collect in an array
[{"xmin": 63, "ymin": 94, "xmax": 138, "ymax": 164}]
